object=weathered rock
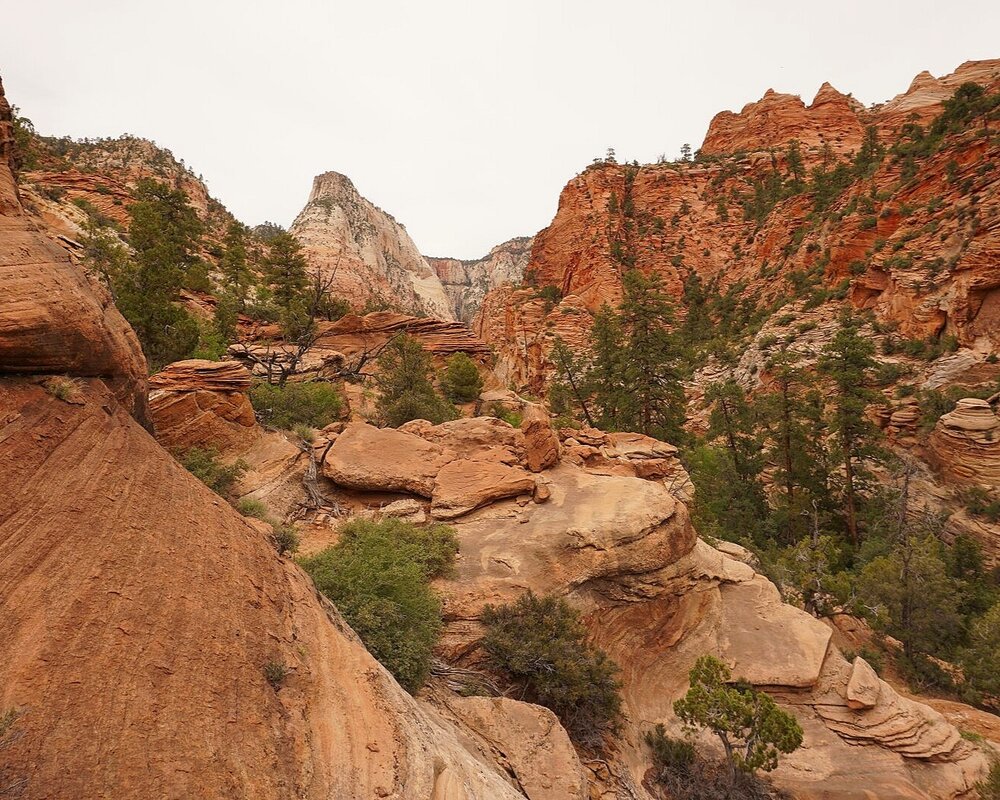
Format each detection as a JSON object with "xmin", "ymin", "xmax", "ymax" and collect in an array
[
  {"xmin": 927, "ymin": 398, "xmax": 1000, "ymax": 487},
  {"xmin": 0, "ymin": 78, "xmax": 148, "ymax": 423},
  {"xmin": 149, "ymin": 359, "xmax": 259, "ymax": 453},
  {"xmin": 0, "ymin": 379, "xmax": 524, "ymax": 800},
  {"xmin": 428, "ymin": 236, "xmax": 533, "ymax": 323},
  {"xmin": 445, "ymin": 697, "xmax": 588, "ymax": 800},
  {"xmin": 290, "ymin": 172, "xmax": 453, "ymax": 318},
  {"xmin": 520, "ymin": 406, "xmax": 560, "ymax": 472},
  {"xmin": 846, "ymin": 656, "xmax": 882, "ymax": 709},
  {"xmin": 404, "ymin": 416, "xmax": 525, "ymax": 464},
  {"xmin": 323, "ymin": 422, "xmax": 451, "ymax": 497},
  {"xmin": 431, "ymin": 460, "xmax": 536, "ymax": 520}
]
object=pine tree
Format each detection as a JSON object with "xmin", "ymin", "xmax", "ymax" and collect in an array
[
  {"xmin": 113, "ymin": 179, "xmax": 204, "ymax": 371},
  {"xmin": 785, "ymin": 139, "xmax": 806, "ymax": 190},
  {"xmin": 264, "ymin": 231, "xmax": 309, "ymax": 313},
  {"xmin": 818, "ymin": 313, "xmax": 883, "ymax": 544},
  {"xmin": 220, "ymin": 221, "xmax": 256, "ymax": 311},
  {"xmin": 374, "ymin": 335, "xmax": 456, "ymax": 427},
  {"xmin": 548, "ymin": 336, "xmax": 595, "ymax": 427}
]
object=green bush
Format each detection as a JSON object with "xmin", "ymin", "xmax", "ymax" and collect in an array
[
  {"xmin": 645, "ymin": 723, "xmax": 695, "ymax": 778},
  {"xmin": 488, "ymin": 402, "xmax": 523, "ymax": 428},
  {"xmin": 480, "ymin": 591, "xmax": 622, "ymax": 747},
  {"xmin": 250, "ymin": 381, "xmax": 342, "ymax": 430},
  {"xmin": 298, "ymin": 519, "xmax": 458, "ymax": 692},
  {"xmin": 178, "ymin": 447, "xmax": 247, "ymax": 496},
  {"xmin": 375, "ymin": 335, "xmax": 457, "ymax": 427},
  {"xmin": 263, "ymin": 660, "xmax": 287, "ymax": 688},
  {"xmin": 236, "ymin": 497, "xmax": 270, "ymax": 520},
  {"xmin": 976, "ymin": 757, "xmax": 1000, "ymax": 800},
  {"xmin": 271, "ymin": 523, "xmax": 300, "ymax": 555},
  {"xmin": 440, "ymin": 352, "xmax": 484, "ymax": 403}
]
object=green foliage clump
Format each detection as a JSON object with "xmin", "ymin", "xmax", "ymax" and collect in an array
[
  {"xmin": 177, "ymin": 446, "xmax": 247, "ymax": 497},
  {"xmin": 481, "ymin": 591, "xmax": 622, "ymax": 748},
  {"xmin": 249, "ymin": 380, "xmax": 342, "ymax": 430},
  {"xmin": 236, "ymin": 497, "xmax": 270, "ymax": 520},
  {"xmin": 299, "ymin": 519, "xmax": 458, "ymax": 692},
  {"xmin": 962, "ymin": 486, "xmax": 1000, "ymax": 523},
  {"xmin": 440, "ymin": 352, "xmax": 484, "ymax": 403},
  {"xmin": 263, "ymin": 660, "xmax": 288, "ymax": 688},
  {"xmin": 674, "ymin": 655, "xmax": 802, "ymax": 784},
  {"xmin": 374, "ymin": 335, "xmax": 457, "ymax": 427},
  {"xmin": 645, "ymin": 723, "xmax": 695, "ymax": 779}
]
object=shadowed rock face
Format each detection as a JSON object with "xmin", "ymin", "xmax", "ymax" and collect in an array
[{"xmin": 0, "ymin": 77, "xmax": 149, "ymax": 424}]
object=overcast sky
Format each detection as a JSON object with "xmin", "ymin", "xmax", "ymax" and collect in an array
[{"xmin": 3, "ymin": 1, "xmax": 997, "ymax": 258}]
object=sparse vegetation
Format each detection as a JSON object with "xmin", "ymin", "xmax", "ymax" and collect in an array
[
  {"xmin": 480, "ymin": 591, "xmax": 622, "ymax": 748},
  {"xmin": 299, "ymin": 519, "xmax": 458, "ymax": 692},
  {"xmin": 249, "ymin": 380, "xmax": 342, "ymax": 430},
  {"xmin": 177, "ymin": 446, "xmax": 247, "ymax": 496},
  {"xmin": 43, "ymin": 375, "xmax": 81, "ymax": 401},
  {"xmin": 263, "ymin": 660, "xmax": 288, "ymax": 688}
]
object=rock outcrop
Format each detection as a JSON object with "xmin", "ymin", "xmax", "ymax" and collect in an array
[
  {"xmin": 0, "ymin": 76, "xmax": 149, "ymax": 423},
  {"xmin": 301, "ymin": 417, "xmax": 994, "ymax": 800},
  {"xmin": 927, "ymin": 397, "xmax": 1000, "ymax": 486},
  {"xmin": 476, "ymin": 61, "xmax": 1000, "ymax": 397},
  {"xmin": 428, "ymin": 236, "xmax": 533, "ymax": 323},
  {"xmin": 149, "ymin": 359, "xmax": 259, "ymax": 454},
  {"xmin": 290, "ymin": 171, "xmax": 453, "ymax": 319}
]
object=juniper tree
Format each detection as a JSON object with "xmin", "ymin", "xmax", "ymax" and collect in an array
[
  {"xmin": 220, "ymin": 221, "xmax": 256, "ymax": 311},
  {"xmin": 374, "ymin": 334, "xmax": 456, "ymax": 427},
  {"xmin": 264, "ymin": 231, "xmax": 309, "ymax": 313},
  {"xmin": 674, "ymin": 655, "xmax": 802, "ymax": 786}
]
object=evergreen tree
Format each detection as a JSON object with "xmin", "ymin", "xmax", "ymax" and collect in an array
[
  {"xmin": 220, "ymin": 221, "xmax": 256, "ymax": 311},
  {"xmin": 439, "ymin": 352, "xmax": 484, "ymax": 403},
  {"xmin": 853, "ymin": 125, "xmax": 883, "ymax": 177},
  {"xmin": 818, "ymin": 313, "xmax": 883, "ymax": 544},
  {"xmin": 785, "ymin": 139, "xmax": 806, "ymax": 190},
  {"xmin": 113, "ymin": 179, "xmax": 204, "ymax": 371},
  {"xmin": 548, "ymin": 335, "xmax": 595, "ymax": 427},
  {"xmin": 374, "ymin": 335, "xmax": 456, "ymax": 427},
  {"xmin": 264, "ymin": 231, "xmax": 309, "ymax": 313},
  {"xmin": 614, "ymin": 270, "xmax": 686, "ymax": 443}
]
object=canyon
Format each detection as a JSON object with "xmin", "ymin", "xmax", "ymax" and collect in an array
[{"xmin": 2, "ymin": 56, "xmax": 1000, "ymax": 800}]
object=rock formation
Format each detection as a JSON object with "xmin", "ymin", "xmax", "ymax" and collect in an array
[
  {"xmin": 428, "ymin": 236, "xmax": 533, "ymax": 323},
  {"xmin": 476, "ymin": 60, "xmax": 1000, "ymax": 398},
  {"xmin": 0, "ymin": 76, "xmax": 149, "ymax": 423},
  {"xmin": 927, "ymin": 397, "xmax": 1000, "ymax": 488},
  {"xmin": 149, "ymin": 359, "xmax": 259, "ymax": 454},
  {"xmin": 290, "ymin": 171, "xmax": 454, "ymax": 319}
]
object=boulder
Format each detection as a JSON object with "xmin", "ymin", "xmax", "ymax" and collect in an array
[
  {"xmin": 431, "ymin": 460, "xmax": 536, "ymax": 519},
  {"xmin": 521, "ymin": 407, "xmax": 560, "ymax": 473},
  {"xmin": 846, "ymin": 656, "xmax": 882, "ymax": 709},
  {"xmin": 447, "ymin": 697, "xmax": 588, "ymax": 800},
  {"xmin": 403, "ymin": 416, "xmax": 525, "ymax": 464},
  {"xmin": 323, "ymin": 422, "xmax": 452, "ymax": 497},
  {"xmin": 149, "ymin": 360, "xmax": 258, "ymax": 453}
]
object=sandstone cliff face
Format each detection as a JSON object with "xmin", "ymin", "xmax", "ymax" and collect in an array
[
  {"xmin": 428, "ymin": 236, "xmax": 533, "ymax": 323},
  {"xmin": 290, "ymin": 171, "xmax": 454, "ymax": 319},
  {"xmin": 0, "ymin": 77, "xmax": 149, "ymax": 422},
  {"xmin": 476, "ymin": 61, "xmax": 1000, "ymax": 396}
]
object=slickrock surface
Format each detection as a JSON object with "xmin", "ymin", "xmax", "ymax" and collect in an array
[
  {"xmin": 0, "ymin": 380, "xmax": 529, "ymax": 800},
  {"xmin": 290, "ymin": 171, "xmax": 453, "ymax": 318},
  {"xmin": 0, "ymin": 77, "xmax": 149, "ymax": 423},
  {"xmin": 149, "ymin": 359, "xmax": 259, "ymax": 453},
  {"xmin": 428, "ymin": 236, "xmax": 533, "ymax": 323}
]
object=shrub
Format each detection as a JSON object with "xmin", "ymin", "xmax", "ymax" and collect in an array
[
  {"xmin": 645, "ymin": 723, "xmax": 695, "ymax": 778},
  {"xmin": 480, "ymin": 591, "xmax": 622, "ymax": 747},
  {"xmin": 43, "ymin": 375, "xmax": 81, "ymax": 401},
  {"xmin": 236, "ymin": 497, "xmax": 270, "ymax": 520},
  {"xmin": 263, "ymin": 660, "xmax": 287, "ymax": 688},
  {"xmin": 488, "ymin": 402, "xmax": 523, "ymax": 428},
  {"xmin": 298, "ymin": 519, "xmax": 458, "ymax": 692},
  {"xmin": 440, "ymin": 352, "xmax": 484, "ymax": 403},
  {"xmin": 177, "ymin": 447, "xmax": 247, "ymax": 496},
  {"xmin": 292, "ymin": 423, "xmax": 315, "ymax": 443},
  {"xmin": 271, "ymin": 523, "xmax": 300, "ymax": 555},
  {"xmin": 250, "ymin": 380, "xmax": 342, "ymax": 430}
]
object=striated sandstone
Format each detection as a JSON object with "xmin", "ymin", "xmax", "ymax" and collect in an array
[
  {"xmin": 927, "ymin": 398, "xmax": 1000, "ymax": 487},
  {"xmin": 149, "ymin": 359, "xmax": 259, "ymax": 453},
  {"xmin": 0, "ymin": 77, "xmax": 148, "ymax": 423},
  {"xmin": 430, "ymin": 460, "xmax": 536, "ymax": 520}
]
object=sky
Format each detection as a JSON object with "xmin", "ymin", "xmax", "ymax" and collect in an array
[{"xmin": 3, "ymin": 1, "xmax": 998, "ymax": 259}]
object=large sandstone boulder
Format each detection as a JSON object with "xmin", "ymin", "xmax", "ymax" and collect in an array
[
  {"xmin": 323, "ymin": 422, "xmax": 452, "ymax": 496},
  {"xmin": 520, "ymin": 405, "xmax": 560, "ymax": 473},
  {"xmin": 430, "ymin": 460, "xmax": 536, "ymax": 520},
  {"xmin": 928, "ymin": 398, "xmax": 1000, "ymax": 487},
  {"xmin": 402, "ymin": 416, "xmax": 525, "ymax": 464},
  {"xmin": 149, "ymin": 359, "xmax": 259, "ymax": 453},
  {"xmin": 0, "ymin": 78, "xmax": 148, "ymax": 423}
]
